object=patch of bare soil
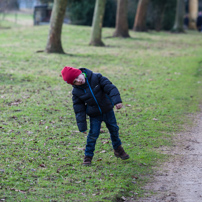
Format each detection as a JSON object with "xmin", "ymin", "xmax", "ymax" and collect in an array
[{"xmin": 128, "ymin": 109, "xmax": 202, "ymax": 202}]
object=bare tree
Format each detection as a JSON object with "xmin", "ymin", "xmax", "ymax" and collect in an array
[
  {"xmin": 113, "ymin": 0, "xmax": 130, "ymax": 37},
  {"xmin": 172, "ymin": 0, "xmax": 185, "ymax": 32},
  {"xmin": 189, "ymin": 0, "xmax": 198, "ymax": 30},
  {"xmin": 0, "ymin": 0, "xmax": 18, "ymax": 11},
  {"xmin": 133, "ymin": 0, "xmax": 150, "ymax": 32},
  {"xmin": 153, "ymin": 1, "xmax": 168, "ymax": 31},
  {"xmin": 45, "ymin": 0, "xmax": 68, "ymax": 53},
  {"xmin": 89, "ymin": 0, "xmax": 106, "ymax": 46}
]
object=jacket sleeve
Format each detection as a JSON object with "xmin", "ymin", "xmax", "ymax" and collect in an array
[
  {"xmin": 98, "ymin": 74, "xmax": 122, "ymax": 105},
  {"xmin": 72, "ymin": 94, "xmax": 87, "ymax": 132}
]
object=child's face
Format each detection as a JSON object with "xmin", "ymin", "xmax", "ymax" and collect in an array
[{"xmin": 73, "ymin": 74, "xmax": 85, "ymax": 85}]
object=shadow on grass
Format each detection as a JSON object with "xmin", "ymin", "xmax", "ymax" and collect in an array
[
  {"xmin": 104, "ymin": 35, "xmax": 154, "ymax": 42},
  {"xmin": 64, "ymin": 52, "xmax": 122, "ymax": 65},
  {"xmin": 0, "ymin": 26, "xmax": 11, "ymax": 29}
]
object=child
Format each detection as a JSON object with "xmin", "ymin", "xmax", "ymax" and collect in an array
[{"xmin": 61, "ymin": 67, "xmax": 129, "ymax": 165}]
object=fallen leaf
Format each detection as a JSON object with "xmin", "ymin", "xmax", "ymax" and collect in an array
[
  {"xmin": 125, "ymin": 104, "xmax": 131, "ymax": 107},
  {"xmin": 19, "ymin": 190, "xmax": 26, "ymax": 194},
  {"xmin": 72, "ymin": 130, "xmax": 80, "ymax": 133},
  {"xmin": 10, "ymin": 188, "xmax": 26, "ymax": 194},
  {"xmin": 77, "ymin": 147, "xmax": 85, "ymax": 151},
  {"xmin": 121, "ymin": 196, "xmax": 126, "ymax": 201},
  {"xmin": 139, "ymin": 163, "xmax": 147, "ymax": 166},
  {"xmin": 97, "ymin": 158, "xmax": 102, "ymax": 161},
  {"xmin": 174, "ymin": 72, "xmax": 181, "ymax": 75}
]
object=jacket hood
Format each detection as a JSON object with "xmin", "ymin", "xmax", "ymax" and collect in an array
[{"xmin": 80, "ymin": 68, "xmax": 93, "ymax": 80}]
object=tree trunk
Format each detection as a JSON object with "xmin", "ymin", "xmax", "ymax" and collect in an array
[
  {"xmin": 154, "ymin": 3, "xmax": 167, "ymax": 32},
  {"xmin": 45, "ymin": 0, "xmax": 68, "ymax": 53},
  {"xmin": 189, "ymin": 0, "xmax": 198, "ymax": 30},
  {"xmin": 133, "ymin": 0, "xmax": 149, "ymax": 32},
  {"xmin": 113, "ymin": 0, "xmax": 130, "ymax": 38},
  {"xmin": 172, "ymin": 0, "xmax": 185, "ymax": 32},
  {"xmin": 89, "ymin": 0, "xmax": 106, "ymax": 46}
]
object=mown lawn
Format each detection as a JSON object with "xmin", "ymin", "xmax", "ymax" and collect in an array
[{"xmin": 0, "ymin": 20, "xmax": 202, "ymax": 201}]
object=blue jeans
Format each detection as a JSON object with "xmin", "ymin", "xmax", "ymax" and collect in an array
[{"xmin": 85, "ymin": 110, "xmax": 122, "ymax": 157}]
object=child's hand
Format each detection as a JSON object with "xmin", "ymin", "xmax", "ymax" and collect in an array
[{"xmin": 116, "ymin": 103, "xmax": 123, "ymax": 109}]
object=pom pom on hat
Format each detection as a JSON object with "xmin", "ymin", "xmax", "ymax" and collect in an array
[{"xmin": 61, "ymin": 67, "xmax": 82, "ymax": 85}]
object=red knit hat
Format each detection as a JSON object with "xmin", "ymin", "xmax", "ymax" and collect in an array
[{"xmin": 61, "ymin": 67, "xmax": 82, "ymax": 85}]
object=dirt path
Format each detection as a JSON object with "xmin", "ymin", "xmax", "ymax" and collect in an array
[{"xmin": 128, "ymin": 110, "xmax": 202, "ymax": 202}]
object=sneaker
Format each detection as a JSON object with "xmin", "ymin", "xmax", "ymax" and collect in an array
[
  {"xmin": 114, "ymin": 145, "xmax": 129, "ymax": 160},
  {"xmin": 83, "ymin": 156, "xmax": 93, "ymax": 166}
]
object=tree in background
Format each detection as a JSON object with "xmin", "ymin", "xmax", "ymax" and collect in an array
[
  {"xmin": 89, "ymin": 0, "xmax": 106, "ymax": 46},
  {"xmin": 45, "ymin": 0, "xmax": 68, "ymax": 53},
  {"xmin": 172, "ymin": 0, "xmax": 185, "ymax": 32},
  {"xmin": 113, "ymin": 0, "xmax": 130, "ymax": 37},
  {"xmin": 146, "ymin": 0, "xmax": 176, "ymax": 31},
  {"xmin": 67, "ymin": 0, "xmax": 117, "ymax": 27},
  {"xmin": 189, "ymin": 0, "xmax": 198, "ymax": 29},
  {"xmin": 150, "ymin": 0, "xmax": 168, "ymax": 31},
  {"xmin": 0, "ymin": 0, "xmax": 19, "ymax": 11},
  {"xmin": 68, "ymin": 0, "xmax": 95, "ymax": 26},
  {"xmin": 103, "ymin": 0, "xmax": 117, "ymax": 27},
  {"xmin": 133, "ymin": 0, "xmax": 150, "ymax": 32}
]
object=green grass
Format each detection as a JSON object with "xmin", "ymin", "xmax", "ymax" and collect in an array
[
  {"xmin": 0, "ymin": 20, "xmax": 202, "ymax": 201},
  {"xmin": 0, "ymin": 12, "xmax": 33, "ymax": 27}
]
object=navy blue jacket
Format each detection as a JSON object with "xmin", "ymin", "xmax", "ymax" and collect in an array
[{"xmin": 72, "ymin": 68, "xmax": 122, "ymax": 132}]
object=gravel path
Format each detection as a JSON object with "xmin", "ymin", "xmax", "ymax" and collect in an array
[{"xmin": 129, "ymin": 110, "xmax": 202, "ymax": 202}]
